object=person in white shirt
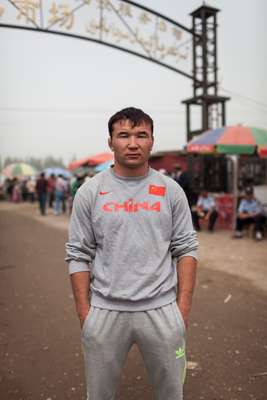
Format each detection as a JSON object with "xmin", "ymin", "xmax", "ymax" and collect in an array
[
  {"xmin": 54, "ymin": 175, "xmax": 67, "ymax": 215},
  {"xmin": 234, "ymin": 186, "xmax": 266, "ymax": 240},
  {"xmin": 192, "ymin": 191, "xmax": 218, "ymax": 232}
]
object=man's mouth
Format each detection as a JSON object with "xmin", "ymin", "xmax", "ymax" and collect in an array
[{"xmin": 125, "ymin": 153, "xmax": 140, "ymax": 158}]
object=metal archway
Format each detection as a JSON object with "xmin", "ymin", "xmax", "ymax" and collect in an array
[{"xmin": 0, "ymin": 0, "xmax": 230, "ymax": 140}]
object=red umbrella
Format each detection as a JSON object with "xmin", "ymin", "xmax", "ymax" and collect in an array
[{"xmin": 68, "ymin": 152, "xmax": 114, "ymax": 170}]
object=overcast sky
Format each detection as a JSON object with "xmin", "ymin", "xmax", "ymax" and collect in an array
[{"xmin": 1, "ymin": 0, "xmax": 267, "ymax": 166}]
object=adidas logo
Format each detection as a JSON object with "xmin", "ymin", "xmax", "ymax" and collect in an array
[{"xmin": 175, "ymin": 347, "xmax": 185, "ymax": 359}]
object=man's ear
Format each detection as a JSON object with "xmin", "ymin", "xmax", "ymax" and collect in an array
[
  {"xmin": 149, "ymin": 136, "xmax": 154, "ymax": 150},
  {"xmin": 108, "ymin": 137, "xmax": 114, "ymax": 151}
]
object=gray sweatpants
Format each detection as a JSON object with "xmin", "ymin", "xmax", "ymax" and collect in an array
[{"xmin": 81, "ymin": 302, "xmax": 186, "ymax": 400}]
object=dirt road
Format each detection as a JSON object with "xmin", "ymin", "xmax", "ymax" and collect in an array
[{"xmin": 0, "ymin": 203, "xmax": 266, "ymax": 400}]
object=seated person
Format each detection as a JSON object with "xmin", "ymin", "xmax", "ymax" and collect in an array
[
  {"xmin": 192, "ymin": 191, "xmax": 218, "ymax": 232},
  {"xmin": 234, "ymin": 186, "xmax": 266, "ymax": 241}
]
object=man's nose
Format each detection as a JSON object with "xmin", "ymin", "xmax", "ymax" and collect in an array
[{"xmin": 128, "ymin": 135, "xmax": 138, "ymax": 147}]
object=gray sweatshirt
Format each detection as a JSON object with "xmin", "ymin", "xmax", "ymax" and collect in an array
[{"xmin": 65, "ymin": 168, "xmax": 198, "ymax": 311}]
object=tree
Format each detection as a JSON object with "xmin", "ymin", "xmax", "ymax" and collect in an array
[
  {"xmin": 2, "ymin": 156, "xmax": 66, "ymax": 170},
  {"xmin": 43, "ymin": 156, "xmax": 65, "ymax": 168}
]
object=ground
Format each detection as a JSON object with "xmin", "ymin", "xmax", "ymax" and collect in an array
[{"xmin": 0, "ymin": 202, "xmax": 266, "ymax": 400}]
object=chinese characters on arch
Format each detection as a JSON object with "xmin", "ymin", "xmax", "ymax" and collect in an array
[{"xmin": 1, "ymin": 0, "xmax": 191, "ymax": 66}]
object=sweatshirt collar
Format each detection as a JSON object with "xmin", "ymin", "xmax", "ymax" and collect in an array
[{"xmin": 109, "ymin": 167, "xmax": 152, "ymax": 181}]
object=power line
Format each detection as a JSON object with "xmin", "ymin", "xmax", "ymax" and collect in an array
[
  {"xmin": 1, "ymin": 92, "xmax": 267, "ymax": 115},
  {"xmin": 220, "ymin": 87, "xmax": 267, "ymax": 110},
  {"xmin": 0, "ymin": 106, "xmax": 184, "ymax": 114}
]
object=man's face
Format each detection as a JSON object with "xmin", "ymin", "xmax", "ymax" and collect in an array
[
  {"xmin": 246, "ymin": 193, "xmax": 253, "ymax": 201},
  {"xmin": 108, "ymin": 119, "xmax": 154, "ymax": 171}
]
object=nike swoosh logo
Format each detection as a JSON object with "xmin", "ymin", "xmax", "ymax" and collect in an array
[{"xmin": 99, "ymin": 191, "xmax": 111, "ymax": 195}]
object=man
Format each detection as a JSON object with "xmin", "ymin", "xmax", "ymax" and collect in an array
[
  {"xmin": 234, "ymin": 186, "xmax": 266, "ymax": 240},
  {"xmin": 173, "ymin": 163, "xmax": 195, "ymax": 207},
  {"xmin": 26, "ymin": 178, "xmax": 36, "ymax": 203},
  {"xmin": 54, "ymin": 174, "xmax": 67, "ymax": 215},
  {"xmin": 66, "ymin": 107, "xmax": 198, "ymax": 400},
  {"xmin": 192, "ymin": 191, "xmax": 218, "ymax": 232},
  {"xmin": 47, "ymin": 173, "xmax": 56, "ymax": 208},
  {"xmin": 69, "ymin": 174, "xmax": 85, "ymax": 214},
  {"xmin": 36, "ymin": 172, "xmax": 48, "ymax": 215}
]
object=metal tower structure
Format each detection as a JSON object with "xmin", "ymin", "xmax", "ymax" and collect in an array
[{"xmin": 182, "ymin": 5, "xmax": 230, "ymax": 141}]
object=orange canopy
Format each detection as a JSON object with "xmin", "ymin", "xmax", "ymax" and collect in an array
[{"xmin": 68, "ymin": 152, "xmax": 114, "ymax": 170}]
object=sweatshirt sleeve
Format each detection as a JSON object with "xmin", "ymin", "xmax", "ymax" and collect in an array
[
  {"xmin": 65, "ymin": 189, "xmax": 96, "ymax": 275},
  {"xmin": 170, "ymin": 184, "xmax": 198, "ymax": 261}
]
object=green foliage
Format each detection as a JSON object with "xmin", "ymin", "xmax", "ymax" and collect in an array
[{"xmin": 3, "ymin": 156, "xmax": 66, "ymax": 170}]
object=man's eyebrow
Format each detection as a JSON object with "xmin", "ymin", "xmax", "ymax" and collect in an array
[{"xmin": 117, "ymin": 130, "xmax": 149, "ymax": 135}]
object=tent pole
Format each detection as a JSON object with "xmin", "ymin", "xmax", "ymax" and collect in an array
[{"xmin": 229, "ymin": 155, "xmax": 238, "ymax": 230}]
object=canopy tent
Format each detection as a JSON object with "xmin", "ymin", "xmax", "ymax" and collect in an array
[
  {"xmin": 94, "ymin": 160, "xmax": 114, "ymax": 173},
  {"xmin": 68, "ymin": 152, "xmax": 114, "ymax": 171},
  {"xmin": 44, "ymin": 167, "xmax": 72, "ymax": 178},
  {"xmin": 70, "ymin": 166, "xmax": 93, "ymax": 177},
  {"xmin": 2, "ymin": 162, "xmax": 38, "ymax": 178}
]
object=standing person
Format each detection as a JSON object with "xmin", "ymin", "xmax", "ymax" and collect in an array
[
  {"xmin": 54, "ymin": 174, "xmax": 67, "ymax": 215},
  {"xmin": 66, "ymin": 107, "xmax": 198, "ymax": 400},
  {"xmin": 35, "ymin": 172, "xmax": 48, "ymax": 215},
  {"xmin": 21, "ymin": 179, "xmax": 28, "ymax": 202},
  {"xmin": 26, "ymin": 178, "xmax": 36, "ymax": 203},
  {"xmin": 47, "ymin": 174, "xmax": 56, "ymax": 208},
  {"xmin": 5, "ymin": 178, "xmax": 13, "ymax": 201},
  {"xmin": 173, "ymin": 163, "xmax": 195, "ymax": 207},
  {"xmin": 69, "ymin": 174, "xmax": 85, "ymax": 214},
  {"xmin": 192, "ymin": 191, "xmax": 218, "ymax": 232},
  {"xmin": 11, "ymin": 178, "xmax": 21, "ymax": 203}
]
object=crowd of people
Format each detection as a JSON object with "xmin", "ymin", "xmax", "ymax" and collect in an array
[
  {"xmin": 1, "ymin": 163, "xmax": 266, "ymax": 241},
  {"xmin": 2, "ymin": 173, "xmax": 86, "ymax": 216}
]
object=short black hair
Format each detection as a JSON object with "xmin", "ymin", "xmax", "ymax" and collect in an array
[
  {"xmin": 245, "ymin": 186, "xmax": 253, "ymax": 195},
  {"xmin": 108, "ymin": 107, "xmax": 153, "ymax": 137}
]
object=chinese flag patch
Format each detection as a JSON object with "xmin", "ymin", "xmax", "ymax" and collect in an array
[{"xmin": 149, "ymin": 185, "xmax": 166, "ymax": 196}]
